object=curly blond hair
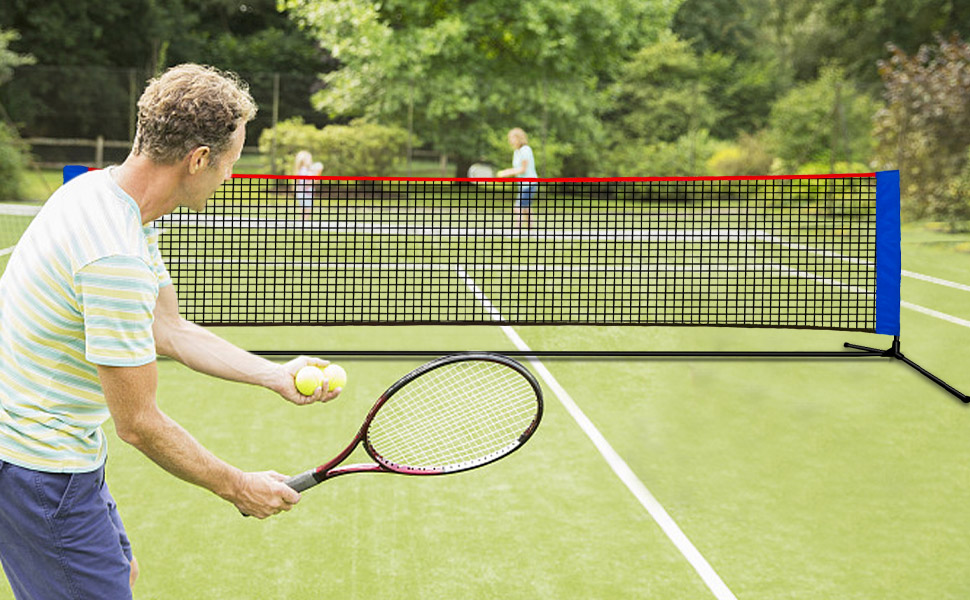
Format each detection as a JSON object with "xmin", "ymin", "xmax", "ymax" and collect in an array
[{"xmin": 133, "ymin": 64, "xmax": 257, "ymax": 164}]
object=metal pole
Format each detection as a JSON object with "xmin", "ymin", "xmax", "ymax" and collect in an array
[
  {"xmin": 407, "ymin": 76, "xmax": 414, "ymax": 177},
  {"xmin": 271, "ymin": 72, "xmax": 280, "ymax": 175},
  {"xmin": 128, "ymin": 69, "xmax": 137, "ymax": 142}
]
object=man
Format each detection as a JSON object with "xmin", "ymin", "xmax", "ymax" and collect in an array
[{"xmin": 0, "ymin": 64, "xmax": 339, "ymax": 599}]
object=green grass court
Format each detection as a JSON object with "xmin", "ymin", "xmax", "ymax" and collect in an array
[
  {"xmin": 3, "ymin": 226, "xmax": 969, "ymax": 599},
  {"xmin": 1, "ymin": 175, "xmax": 969, "ymax": 598}
]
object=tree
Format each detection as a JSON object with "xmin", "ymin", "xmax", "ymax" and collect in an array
[
  {"xmin": 672, "ymin": 0, "xmax": 759, "ymax": 60},
  {"xmin": 874, "ymin": 35, "xmax": 970, "ymax": 225},
  {"xmin": 0, "ymin": 29, "xmax": 34, "ymax": 86},
  {"xmin": 599, "ymin": 33, "xmax": 722, "ymax": 176},
  {"xmin": 671, "ymin": 0, "xmax": 786, "ymax": 138},
  {"xmin": 0, "ymin": 0, "xmax": 332, "ymax": 140},
  {"xmin": 752, "ymin": 0, "xmax": 970, "ymax": 85},
  {"xmin": 811, "ymin": 0, "xmax": 970, "ymax": 84},
  {"xmin": 0, "ymin": 28, "xmax": 35, "ymax": 200},
  {"xmin": 280, "ymin": 0, "xmax": 678, "ymax": 176},
  {"xmin": 766, "ymin": 65, "xmax": 878, "ymax": 172},
  {"xmin": 602, "ymin": 34, "xmax": 719, "ymax": 146}
]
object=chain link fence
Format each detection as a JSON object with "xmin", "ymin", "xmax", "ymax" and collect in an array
[{"xmin": 0, "ymin": 65, "xmax": 329, "ymax": 170}]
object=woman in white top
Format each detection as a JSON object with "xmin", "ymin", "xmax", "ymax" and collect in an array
[
  {"xmin": 293, "ymin": 151, "xmax": 323, "ymax": 220},
  {"xmin": 497, "ymin": 128, "xmax": 538, "ymax": 229}
]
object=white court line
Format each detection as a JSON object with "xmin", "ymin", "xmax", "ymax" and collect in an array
[
  {"xmin": 899, "ymin": 272, "xmax": 970, "ymax": 329},
  {"xmin": 456, "ymin": 266, "xmax": 738, "ymax": 600},
  {"xmin": 902, "ymin": 301, "xmax": 970, "ymax": 329},
  {"xmin": 902, "ymin": 270, "xmax": 970, "ymax": 293}
]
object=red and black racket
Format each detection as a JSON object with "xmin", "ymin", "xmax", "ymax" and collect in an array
[{"xmin": 286, "ymin": 353, "xmax": 543, "ymax": 492}]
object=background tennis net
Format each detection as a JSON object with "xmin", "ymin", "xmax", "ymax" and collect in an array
[
  {"xmin": 0, "ymin": 203, "xmax": 41, "ymax": 274},
  {"xmin": 153, "ymin": 174, "xmax": 889, "ymax": 332}
]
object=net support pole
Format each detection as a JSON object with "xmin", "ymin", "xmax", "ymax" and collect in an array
[
  {"xmin": 63, "ymin": 165, "xmax": 89, "ymax": 184},
  {"xmin": 253, "ymin": 344, "xmax": 968, "ymax": 403},
  {"xmin": 875, "ymin": 170, "xmax": 901, "ymax": 337}
]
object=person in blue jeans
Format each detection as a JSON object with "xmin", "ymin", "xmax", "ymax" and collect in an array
[
  {"xmin": 0, "ymin": 64, "xmax": 340, "ymax": 599},
  {"xmin": 497, "ymin": 127, "xmax": 539, "ymax": 229}
]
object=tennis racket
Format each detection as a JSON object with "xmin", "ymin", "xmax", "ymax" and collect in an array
[
  {"xmin": 466, "ymin": 163, "xmax": 496, "ymax": 178},
  {"xmin": 285, "ymin": 353, "xmax": 543, "ymax": 492}
]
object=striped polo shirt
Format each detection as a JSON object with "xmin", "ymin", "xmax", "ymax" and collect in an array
[{"xmin": 0, "ymin": 168, "xmax": 171, "ymax": 472}]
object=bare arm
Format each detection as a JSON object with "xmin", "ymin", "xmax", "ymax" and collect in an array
[
  {"xmin": 99, "ymin": 362, "xmax": 299, "ymax": 518},
  {"xmin": 152, "ymin": 284, "xmax": 339, "ymax": 404},
  {"xmin": 497, "ymin": 157, "xmax": 529, "ymax": 178}
]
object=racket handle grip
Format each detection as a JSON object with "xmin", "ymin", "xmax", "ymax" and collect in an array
[{"xmin": 285, "ymin": 469, "xmax": 319, "ymax": 492}]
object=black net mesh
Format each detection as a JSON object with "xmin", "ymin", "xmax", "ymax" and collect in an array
[{"xmin": 155, "ymin": 175, "xmax": 878, "ymax": 331}]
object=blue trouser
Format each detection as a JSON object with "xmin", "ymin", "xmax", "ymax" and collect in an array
[{"xmin": 0, "ymin": 460, "xmax": 132, "ymax": 600}]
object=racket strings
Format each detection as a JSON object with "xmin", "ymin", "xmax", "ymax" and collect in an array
[{"xmin": 367, "ymin": 361, "xmax": 539, "ymax": 471}]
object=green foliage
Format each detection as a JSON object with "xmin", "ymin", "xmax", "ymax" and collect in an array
[
  {"xmin": 794, "ymin": 160, "xmax": 873, "ymax": 176},
  {"xmin": 805, "ymin": 0, "xmax": 970, "ymax": 84},
  {"xmin": 672, "ymin": 1, "xmax": 789, "ymax": 138},
  {"xmin": 602, "ymin": 34, "xmax": 719, "ymax": 146},
  {"xmin": 704, "ymin": 53, "xmax": 786, "ymax": 139},
  {"xmin": 0, "ymin": 0, "xmax": 332, "ymax": 140},
  {"xmin": 0, "ymin": 121, "xmax": 29, "ymax": 200},
  {"xmin": 874, "ymin": 35, "xmax": 970, "ymax": 223},
  {"xmin": 766, "ymin": 65, "xmax": 878, "ymax": 172},
  {"xmin": 602, "ymin": 130, "xmax": 724, "ymax": 177},
  {"xmin": 0, "ymin": 29, "xmax": 33, "ymax": 200},
  {"xmin": 672, "ymin": 0, "xmax": 758, "ymax": 59},
  {"xmin": 281, "ymin": 0, "xmax": 677, "ymax": 175},
  {"xmin": 706, "ymin": 133, "xmax": 774, "ymax": 176},
  {"xmin": 259, "ymin": 117, "xmax": 409, "ymax": 176},
  {"xmin": 674, "ymin": 0, "xmax": 970, "ymax": 89},
  {"xmin": 941, "ymin": 148, "xmax": 970, "ymax": 231},
  {"xmin": 0, "ymin": 0, "xmax": 166, "ymax": 67},
  {"xmin": 482, "ymin": 129, "xmax": 573, "ymax": 178},
  {"xmin": 0, "ymin": 28, "xmax": 34, "ymax": 86},
  {"xmin": 599, "ymin": 33, "xmax": 723, "ymax": 176}
]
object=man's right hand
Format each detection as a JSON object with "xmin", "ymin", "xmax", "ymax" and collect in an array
[{"xmin": 229, "ymin": 471, "xmax": 301, "ymax": 519}]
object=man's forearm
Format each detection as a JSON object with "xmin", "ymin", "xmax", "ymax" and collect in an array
[
  {"xmin": 99, "ymin": 362, "xmax": 242, "ymax": 500},
  {"xmin": 155, "ymin": 317, "xmax": 286, "ymax": 392},
  {"xmin": 121, "ymin": 406, "xmax": 242, "ymax": 500},
  {"xmin": 99, "ymin": 362, "xmax": 299, "ymax": 518}
]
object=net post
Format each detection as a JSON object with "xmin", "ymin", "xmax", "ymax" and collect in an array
[
  {"xmin": 874, "ymin": 170, "xmax": 901, "ymax": 336},
  {"xmin": 63, "ymin": 165, "xmax": 89, "ymax": 185}
]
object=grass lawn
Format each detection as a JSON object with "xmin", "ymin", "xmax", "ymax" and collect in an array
[{"xmin": 2, "ymin": 182, "xmax": 970, "ymax": 599}]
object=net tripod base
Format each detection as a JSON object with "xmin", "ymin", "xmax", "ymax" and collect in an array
[{"xmin": 843, "ymin": 338, "xmax": 968, "ymax": 403}]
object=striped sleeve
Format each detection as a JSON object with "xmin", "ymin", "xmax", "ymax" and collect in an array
[
  {"xmin": 75, "ymin": 255, "xmax": 158, "ymax": 367},
  {"xmin": 145, "ymin": 227, "xmax": 172, "ymax": 288}
]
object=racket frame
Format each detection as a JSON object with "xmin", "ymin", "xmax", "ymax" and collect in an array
[{"xmin": 286, "ymin": 353, "xmax": 543, "ymax": 492}]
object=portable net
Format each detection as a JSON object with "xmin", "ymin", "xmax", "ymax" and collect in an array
[{"xmin": 152, "ymin": 174, "xmax": 896, "ymax": 333}]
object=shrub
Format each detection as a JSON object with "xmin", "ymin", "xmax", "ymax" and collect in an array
[
  {"xmin": 766, "ymin": 65, "xmax": 877, "ymax": 172},
  {"xmin": 0, "ymin": 122, "xmax": 29, "ymax": 200},
  {"xmin": 259, "ymin": 118, "xmax": 410, "ymax": 176},
  {"xmin": 707, "ymin": 133, "xmax": 774, "ymax": 176},
  {"xmin": 603, "ymin": 130, "xmax": 723, "ymax": 177},
  {"xmin": 874, "ymin": 35, "xmax": 970, "ymax": 222}
]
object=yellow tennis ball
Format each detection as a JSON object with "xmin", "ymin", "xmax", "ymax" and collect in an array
[
  {"xmin": 295, "ymin": 365, "xmax": 325, "ymax": 396},
  {"xmin": 323, "ymin": 364, "xmax": 347, "ymax": 391}
]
